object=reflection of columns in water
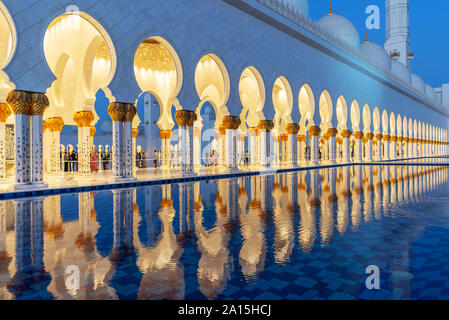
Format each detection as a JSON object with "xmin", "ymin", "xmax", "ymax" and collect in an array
[
  {"xmin": 363, "ymin": 166, "xmax": 374, "ymax": 223},
  {"xmin": 351, "ymin": 166, "xmax": 363, "ymax": 231},
  {"xmin": 390, "ymin": 166, "xmax": 397, "ymax": 204},
  {"xmin": 137, "ymin": 185, "xmax": 184, "ymax": 300},
  {"xmin": 382, "ymin": 167, "xmax": 390, "ymax": 217},
  {"xmin": 298, "ymin": 171, "xmax": 316, "ymax": 252},
  {"xmin": 179, "ymin": 183, "xmax": 194, "ymax": 234},
  {"xmin": 0, "ymin": 201, "xmax": 12, "ymax": 299},
  {"xmin": 336, "ymin": 167, "xmax": 349, "ymax": 234},
  {"xmin": 239, "ymin": 177, "xmax": 266, "ymax": 282},
  {"xmin": 320, "ymin": 169, "xmax": 334, "ymax": 245},
  {"xmin": 195, "ymin": 181, "xmax": 231, "ymax": 299},
  {"xmin": 8, "ymin": 199, "xmax": 50, "ymax": 298},
  {"xmin": 397, "ymin": 166, "xmax": 404, "ymax": 203},
  {"xmin": 372, "ymin": 167, "xmax": 381, "ymax": 220}
]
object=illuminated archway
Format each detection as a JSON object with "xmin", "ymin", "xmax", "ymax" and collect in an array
[
  {"xmin": 195, "ymin": 54, "xmax": 230, "ymax": 126},
  {"xmin": 350, "ymin": 100, "xmax": 361, "ymax": 132},
  {"xmin": 362, "ymin": 104, "xmax": 371, "ymax": 133},
  {"xmin": 134, "ymin": 36, "xmax": 182, "ymax": 131},
  {"xmin": 298, "ymin": 84, "xmax": 315, "ymax": 135},
  {"xmin": 44, "ymin": 11, "xmax": 116, "ymax": 125},
  {"xmin": 239, "ymin": 66, "xmax": 265, "ymax": 130},
  {"xmin": 319, "ymin": 90, "xmax": 333, "ymax": 131},
  {"xmin": 272, "ymin": 76, "xmax": 293, "ymax": 135},
  {"xmin": 336, "ymin": 96, "xmax": 348, "ymax": 131}
]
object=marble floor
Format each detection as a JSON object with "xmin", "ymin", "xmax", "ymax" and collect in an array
[{"xmin": 0, "ymin": 156, "xmax": 448, "ymax": 196}]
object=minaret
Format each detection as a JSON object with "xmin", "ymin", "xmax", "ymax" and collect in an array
[{"xmin": 384, "ymin": 0, "xmax": 413, "ymax": 69}]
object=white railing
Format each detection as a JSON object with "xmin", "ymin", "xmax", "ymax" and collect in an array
[{"xmin": 255, "ymin": 0, "xmax": 449, "ymax": 115}]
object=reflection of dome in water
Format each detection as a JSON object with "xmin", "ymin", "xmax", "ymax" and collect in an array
[{"xmin": 317, "ymin": 5, "xmax": 360, "ymax": 50}]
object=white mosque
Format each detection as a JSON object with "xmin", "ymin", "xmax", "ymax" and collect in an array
[{"xmin": 0, "ymin": 0, "xmax": 448, "ymax": 188}]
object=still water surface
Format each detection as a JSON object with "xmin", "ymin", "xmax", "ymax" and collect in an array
[{"xmin": 0, "ymin": 165, "xmax": 449, "ymax": 300}]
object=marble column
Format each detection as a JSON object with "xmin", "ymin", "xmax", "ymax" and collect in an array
[
  {"xmin": 390, "ymin": 135, "xmax": 397, "ymax": 160},
  {"xmin": 237, "ymin": 134, "xmax": 246, "ymax": 166},
  {"xmin": 341, "ymin": 130, "xmax": 351, "ymax": 163},
  {"xmin": 30, "ymin": 93, "xmax": 49, "ymax": 185},
  {"xmin": 218, "ymin": 125, "xmax": 226, "ymax": 166},
  {"xmin": 273, "ymin": 136, "xmax": 280, "ymax": 166},
  {"xmin": 123, "ymin": 104, "xmax": 137, "ymax": 178},
  {"xmin": 382, "ymin": 134, "xmax": 390, "ymax": 161},
  {"xmin": 73, "ymin": 110, "xmax": 94, "ymax": 176},
  {"xmin": 90, "ymin": 126, "xmax": 96, "ymax": 151},
  {"xmin": 364, "ymin": 133, "xmax": 373, "ymax": 162},
  {"xmin": 160, "ymin": 130, "xmax": 172, "ymax": 168},
  {"xmin": 258, "ymin": 120, "xmax": 274, "ymax": 167},
  {"xmin": 397, "ymin": 136, "xmax": 403, "ymax": 159},
  {"xmin": 193, "ymin": 124, "xmax": 201, "ymax": 166},
  {"xmin": 327, "ymin": 128, "xmax": 337, "ymax": 164},
  {"xmin": 0, "ymin": 103, "xmax": 11, "ymax": 181},
  {"xmin": 108, "ymin": 102, "xmax": 126, "ymax": 179},
  {"xmin": 403, "ymin": 137, "xmax": 408, "ymax": 158},
  {"xmin": 46, "ymin": 117, "xmax": 64, "ymax": 175},
  {"xmin": 374, "ymin": 134, "xmax": 382, "ymax": 161},
  {"xmin": 281, "ymin": 134, "xmax": 288, "ymax": 164},
  {"xmin": 353, "ymin": 131, "xmax": 363, "ymax": 163},
  {"xmin": 132, "ymin": 128, "xmax": 138, "ymax": 172},
  {"xmin": 298, "ymin": 134, "xmax": 307, "ymax": 165},
  {"xmin": 175, "ymin": 110, "xmax": 196, "ymax": 172},
  {"xmin": 309, "ymin": 126, "xmax": 321, "ymax": 165},
  {"xmin": 286, "ymin": 123, "xmax": 299, "ymax": 166},
  {"xmin": 249, "ymin": 127, "xmax": 258, "ymax": 165},
  {"xmin": 222, "ymin": 116, "xmax": 241, "ymax": 169}
]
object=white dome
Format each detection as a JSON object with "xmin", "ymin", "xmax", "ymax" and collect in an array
[
  {"xmin": 285, "ymin": 0, "xmax": 309, "ymax": 17},
  {"xmin": 391, "ymin": 60, "xmax": 410, "ymax": 84},
  {"xmin": 317, "ymin": 13, "xmax": 360, "ymax": 50},
  {"xmin": 360, "ymin": 41, "xmax": 391, "ymax": 70},
  {"xmin": 425, "ymin": 84, "xmax": 436, "ymax": 101},
  {"xmin": 411, "ymin": 74, "xmax": 425, "ymax": 93}
]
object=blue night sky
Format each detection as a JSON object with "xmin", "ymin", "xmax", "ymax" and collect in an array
[{"xmin": 309, "ymin": 0, "xmax": 449, "ymax": 87}]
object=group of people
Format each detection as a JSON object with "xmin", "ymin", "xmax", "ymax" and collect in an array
[{"xmin": 59, "ymin": 149, "xmax": 113, "ymax": 172}]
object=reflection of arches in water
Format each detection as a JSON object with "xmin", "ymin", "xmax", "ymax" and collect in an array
[
  {"xmin": 200, "ymin": 101, "xmax": 217, "ymax": 164},
  {"xmin": 140, "ymin": 92, "xmax": 161, "ymax": 155}
]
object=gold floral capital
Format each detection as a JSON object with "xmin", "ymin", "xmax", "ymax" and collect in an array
[
  {"xmin": 353, "ymin": 131, "xmax": 364, "ymax": 139},
  {"xmin": 297, "ymin": 135, "xmax": 306, "ymax": 142},
  {"xmin": 327, "ymin": 128, "xmax": 338, "ymax": 137},
  {"xmin": 365, "ymin": 133, "xmax": 374, "ymax": 140},
  {"xmin": 258, "ymin": 120, "xmax": 274, "ymax": 131},
  {"xmin": 280, "ymin": 134, "xmax": 288, "ymax": 141},
  {"xmin": 108, "ymin": 102, "xmax": 127, "ymax": 122},
  {"xmin": 46, "ymin": 117, "xmax": 64, "ymax": 132},
  {"xmin": 159, "ymin": 130, "xmax": 172, "ymax": 139},
  {"xmin": 376, "ymin": 134, "xmax": 383, "ymax": 141},
  {"xmin": 341, "ymin": 130, "xmax": 352, "ymax": 138},
  {"xmin": 286, "ymin": 123, "xmax": 300, "ymax": 135},
  {"xmin": 73, "ymin": 111, "xmax": 94, "ymax": 128},
  {"xmin": 223, "ymin": 115, "xmax": 241, "ymax": 130},
  {"xmin": 6, "ymin": 90, "xmax": 32, "ymax": 115},
  {"xmin": 309, "ymin": 126, "xmax": 321, "ymax": 137},
  {"xmin": 0, "ymin": 103, "xmax": 12, "ymax": 123},
  {"xmin": 124, "ymin": 104, "xmax": 137, "ymax": 123},
  {"xmin": 382, "ymin": 135, "xmax": 390, "ymax": 141},
  {"xmin": 30, "ymin": 92, "xmax": 49, "ymax": 116},
  {"xmin": 390, "ymin": 136, "xmax": 397, "ymax": 142},
  {"xmin": 90, "ymin": 126, "xmax": 97, "ymax": 137},
  {"xmin": 132, "ymin": 128, "xmax": 139, "ymax": 138}
]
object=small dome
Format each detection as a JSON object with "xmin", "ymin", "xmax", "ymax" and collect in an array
[
  {"xmin": 425, "ymin": 84, "xmax": 436, "ymax": 101},
  {"xmin": 391, "ymin": 60, "xmax": 411, "ymax": 84},
  {"xmin": 285, "ymin": 0, "xmax": 309, "ymax": 17},
  {"xmin": 317, "ymin": 12, "xmax": 360, "ymax": 50},
  {"xmin": 411, "ymin": 74, "xmax": 425, "ymax": 93},
  {"xmin": 360, "ymin": 41, "xmax": 391, "ymax": 70},
  {"xmin": 101, "ymin": 119, "xmax": 112, "ymax": 134}
]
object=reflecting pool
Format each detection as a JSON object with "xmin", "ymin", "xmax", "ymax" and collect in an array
[{"xmin": 0, "ymin": 165, "xmax": 448, "ymax": 300}]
